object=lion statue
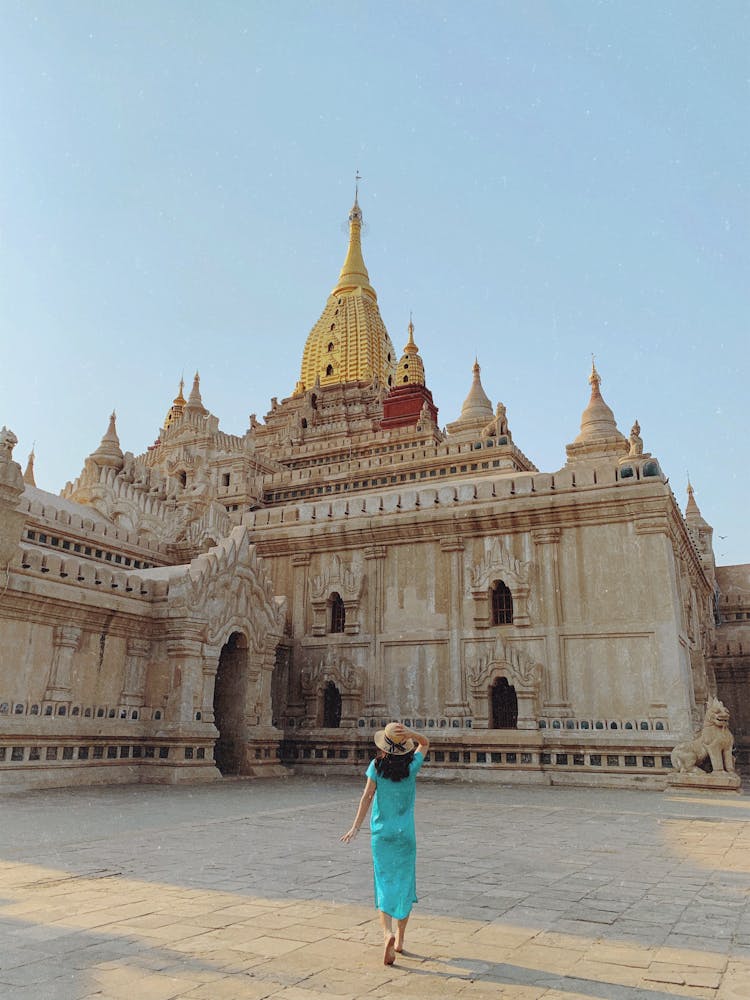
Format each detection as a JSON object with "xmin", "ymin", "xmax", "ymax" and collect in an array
[{"xmin": 671, "ymin": 698, "xmax": 737, "ymax": 775}]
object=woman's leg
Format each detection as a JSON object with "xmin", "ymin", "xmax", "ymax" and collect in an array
[
  {"xmin": 395, "ymin": 914, "xmax": 409, "ymax": 952},
  {"xmin": 378, "ymin": 910, "xmax": 396, "ymax": 964}
]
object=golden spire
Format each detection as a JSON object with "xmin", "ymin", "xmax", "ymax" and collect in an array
[
  {"xmin": 333, "ymin": 183, "xmax": 375, "ymax": 299},
  {"xmin": 394, "ymin": 316, "xmax": 425, "ymax": 386},
  {"xmin": 164, "ymin": 376, "xmax": 187, "ymax": 430},
  {"xmin": 299, "ymin": 190, "xmax": 396, "ymax": 391},
  {"xmin": 405, "ymin": 314, "xmax": 417, "ymax": 353}
]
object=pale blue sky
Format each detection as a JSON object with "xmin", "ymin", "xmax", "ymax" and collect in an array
[{"xmin": 1, "ymin": 1, "xmax": 748, "ymax": 563}]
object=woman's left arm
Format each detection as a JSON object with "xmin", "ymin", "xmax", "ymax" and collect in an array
[{"xmin": 340, "ymin": 778, "xmax": 376, "ymax": 843}]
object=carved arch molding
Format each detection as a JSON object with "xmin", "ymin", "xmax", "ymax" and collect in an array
[
  {"xmin": 466, "ymin": 537, "xmax": 531, "ymax": 628},
  {"xmin": 310, "ymin": 554, "xmax": 365, "ymax": 635},
  {"xmin": 467, "ymin": 636, "xmax": 543, "ymax": 730},
  {"xmin": 166, "ymin": 526, "xmax": 287, "ymax": 729},
  {"xmin": 300, "ymin": 649, "xmax": 365, "ymax": 727}
]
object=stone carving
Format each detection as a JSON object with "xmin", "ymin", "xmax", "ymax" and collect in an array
[
  {"xmin": 467, "ymin": 537, "xmax": 531, "ymax": 628},
  {"xmin": 628, "ymin": 420, "xmax": 644, "ymax": 457},
  {"xmin": 468, "ymin": 638, "xmax": 542, "ymax": 692},
  {"xmin": 300, "ymin": 648, "xmax": 365, "ymax": 726},
  {"xmin": 0, "ymin": 427, "xmax": 18, "ymax": 459},
  {"xmin": 311, "ymin": 555, "xmax": 362, "ymax": 601},
  {"xmin": 467, "ymin": 637, "xmax": 543, "ymax": 729},
  {"xmin": 167, "ymin": 526, "xmax": 286, "ymax": 648},
  {"xmin": 670, "ymin": 698, "xmax": 737, "ymax": 775},
  {"xmin": 468, "ymin": 537, "xmax": 528, "ymax": 592},
  {"xmin": 310, "ymin": 555, "xmax": 364, "ymax": 635},
  {"xmin": 0, "ymin": 426, "xmax": 25, "ymax": 564},
  {"xmin": 481, "ymin": 401, "xmax": 509, "ymax": 439}
]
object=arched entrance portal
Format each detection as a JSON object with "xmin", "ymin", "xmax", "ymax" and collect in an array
[
  {"xmin": 323, "ymin": 681, "xmax": 342, "ymax": 728},
  {"xmin": 491, "ymin": 676, "xmax": 518, "ymax": 729},
  {"xmin": 213, "ymin": 631, "xmax": 248, "ymax": 775}
]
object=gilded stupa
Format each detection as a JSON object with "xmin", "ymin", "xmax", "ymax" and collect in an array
[{"xmin": 298, "ymin": 193, "xmax": 396, "ymax": 391}]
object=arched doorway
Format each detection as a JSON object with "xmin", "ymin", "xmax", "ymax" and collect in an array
[
  {"xmin": 491, "ymin": 676, "xmax": 518, "ymax": 729},
  {"xmin": 213, "ymin": 631, "xmax": 248, "ymax": 774},
  {"xmin": 323, "ymin": 681, "xmax": 342, "ymax": 728}
]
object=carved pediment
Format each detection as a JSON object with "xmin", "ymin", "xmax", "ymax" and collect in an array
[
  {"xmin": 165, "ymin": 526, "xmax": 286, "ymax": 649},
  {"xmin": 310, "ymin": 554, "xmax": 363, "ymax": 603},
  {"xmin": 468, "ymin": 637, "xmax": 542, "ymax": 693},
  {"xmin": 300, "ymin": 649, "xmax": 364, "ymax": 695},
  {"xmin": 467, "ymin": 537, "xmax": 529, "ymax": 593}
]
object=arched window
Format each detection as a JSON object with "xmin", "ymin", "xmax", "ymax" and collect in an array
[
  {"xmin": 323, "ymin": 681, "xmax": 342, "ymax": 728},
  {"xmin": 491, "ymin": 580, "xmax": 513, "ymax": 625},
  {"xmin": 330, "ymin": 592, "xmax": 345, "ymax": 633},
  {"xmin": 491, "ymin": 677, "xmax": 518, "ymax": 729},
  {"xmin": 327, "ymin": 341, "xmax": 334, "ymax": 352},
  {"xmin": 326, "ymin": 364, "xmax": 334, "ymax": 377}
]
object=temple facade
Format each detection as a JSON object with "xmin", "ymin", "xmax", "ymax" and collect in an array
[{"xmin": 1, "ymin": 195, "xmax": 746, "ymax": 790}]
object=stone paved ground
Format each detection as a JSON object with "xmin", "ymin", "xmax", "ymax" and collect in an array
[{"xmin": 1, "ymin": 776, "xmax": 749, "ymax": 1000}]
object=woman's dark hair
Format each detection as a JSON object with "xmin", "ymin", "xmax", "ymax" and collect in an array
[{"xmin": 374, "ymin": 749, "xmax": 415, "ymax": 782}]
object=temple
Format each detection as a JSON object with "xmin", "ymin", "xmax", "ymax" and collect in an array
[{"xmin": 1, "ymin": 194, "xmax": 747, "ymax": 790}]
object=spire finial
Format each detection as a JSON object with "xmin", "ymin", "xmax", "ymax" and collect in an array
[
  {"xmin": 588, "ymin": 355, "xmax": 602, "ymax": 398},
  {"xmin": 336, "ymin": 184, "xmax": 372, "ymax": 295},
  {"xmin": 355, "ymin": 169, "xmax": 361, "ymax": 202}
]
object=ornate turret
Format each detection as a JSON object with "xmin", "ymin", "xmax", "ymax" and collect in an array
[
  {"xmin": 565, "ymin": 361, "xmax": 628, "ymax": 465},
  {"xmin": 394, "ymin": 318, "xmax": 426, "ymax": 387},
  {"xmin": 445, "ymin": 359, "xmax": 494, "ymax": 438},
  {"xmin": 381, "ymin": 319, "xmax": 438, "ymax": 431},
  {"xmin": 89, "ymin": 412, "xmax": 124, "ymax": 471},
  {"xmin": 299, "ymin": 193, "xmax": 396, "ymax": 391},
  {"xmin": 163, "ymin": 377, "xmax": 187, "ymax": 430},
  {"xmin": 23, "ymin": 446, "xmax": 36, "ymax": 487}
]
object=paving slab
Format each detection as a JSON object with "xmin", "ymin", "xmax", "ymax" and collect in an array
[{"xmin": 1, "ymin": 776, "xmax": 749, "ymax": 999}]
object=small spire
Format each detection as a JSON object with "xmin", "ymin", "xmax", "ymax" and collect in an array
[
  {"xmin": 164, "ymin": 375, "xmax": 188, "ymax": 430},
  {"xmin": 572, "ymin": 360, "xmax": 626, "ymax": 447},
  {"xmin": 459, "ymin": 358, "xmax": 493, "ymax": 422},
  {"xmin": 686, "ymin": 475, "xmax": 702, "ymax": 518},
  {"xmin": 589, "ymin": 355, "xmax": 602, "ymax": 397},
  {"xmin": 23, "ymin": 445, "xmax": 36, "ymax": 487},
  {"xmin": 405, "ymin": 314, "xmax": 418, "ymax": 354},
  {"xmin": 90, "ymin": 411, "xmax": 124, "ymax": 470},
  {"xmin": 394, "ymin": 317, "xmax": 425, "ymax": 387},
  {"xmin": 184, "ymin": 371, "xmax": 207, "ymax": 414}
]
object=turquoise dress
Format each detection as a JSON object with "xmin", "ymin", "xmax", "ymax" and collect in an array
[{"xmin": 365, "ymin": 751, "xmax": 424, "ymax": 919}]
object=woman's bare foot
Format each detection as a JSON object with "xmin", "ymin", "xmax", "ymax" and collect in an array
[{"xmin": 383, "ymin": 933, "xmax": 396, "ymax": 965}]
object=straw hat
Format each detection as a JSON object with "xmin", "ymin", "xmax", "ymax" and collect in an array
[{"xmin": 374, "ymin": 722, "xmax": 416, "ymax": 755}]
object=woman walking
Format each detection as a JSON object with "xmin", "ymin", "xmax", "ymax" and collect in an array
[{"xmin": 341, "ymin": 722, "xmax": 430, "ymax": 965}]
